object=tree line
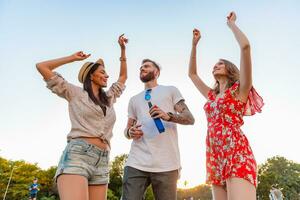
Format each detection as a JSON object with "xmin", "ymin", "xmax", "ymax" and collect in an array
[{"xmin": 1, "ymin": 155, "xmax": 299, "ymax": 199}]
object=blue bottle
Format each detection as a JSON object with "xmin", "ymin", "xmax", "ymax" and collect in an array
[{"xmin": 148, "ymin": 102, "xmax": 165, "ymax": 133}]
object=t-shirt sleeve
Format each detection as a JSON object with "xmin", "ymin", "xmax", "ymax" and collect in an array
[
  {"xmin": 45, "ymin": 72, "xmax": 79, "ymax": 101},
  {"xmin": 127, "ymin": 97, "xmax": 137, "ymax": 120},
  {"xmin": 171, "ymin": 86, "xmax": 184, "ymax": 105}
]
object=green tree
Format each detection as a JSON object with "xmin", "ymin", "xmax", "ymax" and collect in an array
[
  {"xmin": 108, "ymin": 154, "xmax": 128, "ymax": 198},
  {"xmin": 108, "ymin": 154, "xmax": 153, "ymax": 200},
  {"xmin": 38, "ymin": 166, "xmax": 58, "ymax": 198},
  {"xmin": 257, "ymin": 156, "xmax": 300, "ymax": 200},
  {"xmin": 145, "ymin": 186, "xmax": 154, "ymax": 200},
  {"xmin": 177, "ymin": 184, "xmax": 212, "ymax": 200},
  {"xmin": 40, "ymin": 197, "xmax": 57, "ymax": 200},
  {"xmin": 0, "ymin": 157, "xmax": 58, "ymax": 200},
  {"xmin": 107, "ymin": 188, "xmax": 118, "ymax": 200},
  {"xmin": 0, "ymin": 159, "xmax": 40, "ymax": 199}
]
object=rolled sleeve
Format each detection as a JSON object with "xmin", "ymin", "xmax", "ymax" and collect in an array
[
  {"xmin": 46, "ymin": 73, "xmax": 79, "ymax": 101},
  {"xmin": 106, "ymin": 82, "xmax": 126, "ymax": 105}
]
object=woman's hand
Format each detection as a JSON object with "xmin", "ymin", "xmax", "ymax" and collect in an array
[
  {"xmin": 192, "ymin": 28, "xmax": 201, "ymax": 46},
  {"xmin": 227, "ymin": 11, "xmax": 237, "ymax": 27},
  {"xmin": 118, "ymin": 34, "xmax": 128, "ymax": 50},
  {"xmin": 117, "ymin": 34, "xmax": 128, "ymax": 84},
  {"xmin": 36, "ymin": 52, "xmax": 90, "ymax": 81},
  {"xmin": 71, "ymin": 51, "xmax": 91, "ymax": 61}
]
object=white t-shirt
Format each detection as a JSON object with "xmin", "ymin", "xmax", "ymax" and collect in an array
[{"xmin": 125, "ymin": 85, "xmax": 184, "ymax": 172}]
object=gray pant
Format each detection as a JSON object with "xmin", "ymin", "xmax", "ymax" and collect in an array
[{"xmin": 122, "ymin": 166, "xmax": 178, "ymax": 200}]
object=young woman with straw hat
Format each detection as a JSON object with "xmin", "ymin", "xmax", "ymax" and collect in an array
[{"xmin": 36, "ymin": 34, "xmax": 128, "ymax": 200}]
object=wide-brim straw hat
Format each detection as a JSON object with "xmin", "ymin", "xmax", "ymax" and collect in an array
[{"xmin": 78, "ymin": 58, "xmax": 104, "ymax": 83}]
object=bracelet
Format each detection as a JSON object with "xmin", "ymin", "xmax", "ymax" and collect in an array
[
  {"xmin": 126, "ymin": 127, "xmax": 131, "ymax": 138},
  {"xmin": 120, "ymin": 57, "xmax": 127, "ymax": 62},
  {"xmin": 167, "ymin": 112, "xmax": 174, "ymax": 121}
]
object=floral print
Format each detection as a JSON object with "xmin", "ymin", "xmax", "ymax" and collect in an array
[{"xmin": 204, "ymin": 82, "xmax": 264, "ymax": 187}]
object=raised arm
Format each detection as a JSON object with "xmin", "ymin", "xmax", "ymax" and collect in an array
[
  {"xmin": 36, "ymin": 51, "xmax": 90, "ymax": 80},
  {"xmin": 227, "ymin": 12, "xmax": 252, "ymax": 102},
  {"xmin": 117, "ymin": 34, "xmax": 128, "ymax": 84},
  {"xmin": 188, "ymin": 29, "xmax": 211, "ymax": 99}
]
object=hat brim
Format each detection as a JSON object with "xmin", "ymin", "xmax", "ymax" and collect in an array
[
  {"xmin": 95, "ymin": 58, "xmax": 105, "ymax": 66},
  {"xmin": 78, "ymin": 58, "xmax": 105, "ymax": 83}
]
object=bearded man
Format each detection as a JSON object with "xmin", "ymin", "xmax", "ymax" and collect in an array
[{"xmin": 121, "ymin": 59, "xmax": 195, "ymax": 200}]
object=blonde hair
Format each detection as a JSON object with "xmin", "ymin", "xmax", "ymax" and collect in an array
[{"xmin": 213, "ymin": 59, "xmax": 240, "ymax": 94}]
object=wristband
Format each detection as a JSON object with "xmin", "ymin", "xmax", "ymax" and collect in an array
[
  {"xmin": 167, "ymin": 112, "xmax": 174, "ymax": 121},
  {"xmin": 126, "ymin": 127, "xmax": 131, "ymax": 138},
  {"xmin": 120, "ymin": 57, "xmax": 127, "ymax": 62}
]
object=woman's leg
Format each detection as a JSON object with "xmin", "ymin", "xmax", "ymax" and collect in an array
[
  {"xmin": 226, "ymin": 177, "xmax": 256, "ymax": 200},
  {"xmin": 57, "ymin": 174, "xmax": 89, "ymax": 200},
  {"xmin": 88, "ymin": 184, "xmax": 108, "ymax": 200},
  {"xmin": 212, "ymin": 184, "xmax": 227, "ymax": 200}
]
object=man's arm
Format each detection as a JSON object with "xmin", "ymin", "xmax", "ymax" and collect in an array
[
  {"xmin": 149, "ymin": 99, "xmax": 195, "ymax": 125},
  {"xmin": 167, "ymin": 100, "xmax": 195, "ymax": 125}
]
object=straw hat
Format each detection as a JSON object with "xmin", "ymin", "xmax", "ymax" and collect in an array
[{"xmin": 78, "ymin": 58, "xmax": 104, "ymax": 83}]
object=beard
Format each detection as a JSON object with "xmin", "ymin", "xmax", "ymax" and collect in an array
[{"xmin": 140, "ymin": 71, "xmax": 156, "ymax": 83}]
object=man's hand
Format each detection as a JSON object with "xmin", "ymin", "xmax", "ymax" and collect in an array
[
  {"xmin": 128, "ymin": 124, "xmax": 144, "ymax": 140},
  {"xmin": 149, "ymin": 105, "xmax": 170, "ymax": 121}
]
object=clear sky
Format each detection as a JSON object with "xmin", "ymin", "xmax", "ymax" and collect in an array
[{"xmin": 1, "ymin": 0, "xmax": 300, "ymax": 188}]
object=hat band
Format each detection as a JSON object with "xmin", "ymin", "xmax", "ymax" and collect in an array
[{"xmin": 82, "ymin": 62, "xmax": 95, "ymax": 82}]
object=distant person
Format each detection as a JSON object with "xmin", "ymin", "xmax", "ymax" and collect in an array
[
  {"xmin": 36, "ymin": 34, "xmax": 128, "ymax": 200},
  {"xmin": 188, "ymin": 12, "xmax": 264, "ymax": 200},
  {"xmin": 269, "ymin": 188, "xmax": 276, "ymax": 200},
  {"xmin": 29, "ymin": 178, "xmax": 39, "ymax": 200},
  {"xmin": 274, "ymin": 188, "xmax": 283, "ymax": 200},
  {"xmin": 269, "ymin": 186, "xmax": 283, "ymax": 200}
]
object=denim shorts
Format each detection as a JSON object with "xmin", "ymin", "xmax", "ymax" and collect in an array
[{"xmin": 54, "ymin": 138, "xmax": 110, "ymax": 185}]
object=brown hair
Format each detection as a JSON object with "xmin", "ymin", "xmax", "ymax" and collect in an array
[
  {"xmin": 213, "ymin": 59, "xmax": 240, "ymax": 94},
  {"xmin": 142, "ymin": 59, "xmax": 161, "ymax": 78},
  {"xmin": 142, "ymin": 59, "xmax": 161, "ymax": 71},
  {"xmin": 83, "ymin": 63, "xmax": 109, "ymax": 115}
]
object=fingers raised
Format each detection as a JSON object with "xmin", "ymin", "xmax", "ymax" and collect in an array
[{"xmin": 227, "ymin": 11, "xmax": 236, "ymax": 21}]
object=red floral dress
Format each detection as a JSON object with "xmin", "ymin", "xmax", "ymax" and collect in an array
[{"xmin": 204, "ymin": 82, "xmax": 264, "ymax": 187}]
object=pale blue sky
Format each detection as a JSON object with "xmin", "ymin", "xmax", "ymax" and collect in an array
[{"xmin": 1, "ymin": 0, "xmax": 300, "ymax": 187}]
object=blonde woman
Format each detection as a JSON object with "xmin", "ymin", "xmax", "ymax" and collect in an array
[
  {"xmin": 36, "ymin": 34, "xmax": 128, "ymax": 200},
  {"xmin": 188, "ymin": 12, "xmax": 263, "ymax": 200}
]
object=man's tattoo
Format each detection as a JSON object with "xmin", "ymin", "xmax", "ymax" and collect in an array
[{"xmin": 168, "ymin": 100, "xmax": 195, "ymax": 125}]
